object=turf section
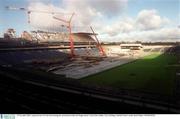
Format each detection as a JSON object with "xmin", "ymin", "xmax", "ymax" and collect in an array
[{"xmin": 81, "ymin": 53, "xmax": 178, "ymax": 95}]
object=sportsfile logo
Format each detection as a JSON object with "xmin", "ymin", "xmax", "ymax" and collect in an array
[{"xmin": 0, "ymin": 115, "xmax": 15, "ymax": 119}]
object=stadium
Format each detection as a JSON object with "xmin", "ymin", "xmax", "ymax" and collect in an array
[{"xmin": 0, "ymin": 0, "xmax": 180, "ymax": 114}]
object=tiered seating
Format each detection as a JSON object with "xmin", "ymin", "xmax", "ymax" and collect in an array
[
  {"xmin": 143, "ymin": 49, "xmax": 151, "ymax": 52},
  {"xmin": 74, "ymin": 48, "xmax": 100, "ymax": 57},
  {"xmin": 30, "ymin": 31, "xmax": 96, "ymax": 43},
  {"xmin": 151, "ymin": 48, "xmax": 161, "ymax": 52},
  {"xmin": 0, "ymin": 50, "xmax": 68, "ymax": 65}
]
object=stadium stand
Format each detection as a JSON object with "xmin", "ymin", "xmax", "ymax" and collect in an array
[
  {"xmin": 0, "ymin": 50, "xmax": 69, "ymax": 66},
  {"xmin": 0, "ymin": 65, "xmax": 179, "ymax": 113},
  {"xmin": 30, "ymin": 31, "xmax": 96, "ymax": 43},
  {"xmin": 74, "ymin": 48, "xmax": 100, "ymax": 57},
  {"xmin": 143, "ymin": 49, "xmax": 151, "ymax": 52}
]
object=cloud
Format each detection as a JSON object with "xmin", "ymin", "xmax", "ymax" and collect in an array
[
  {"xmin": 103, "ymin": 9, "xmax": 170, "ymax": 37},
  {"xmin": 136, "ymin": 9, "xmax": 170, "ymax": 30},
  {"xmin": 28, "ymin": 0, "xmax": 128, "ymax": 30},
  {"xmin": 64, "ymin": 0, "xmax": 103, "ymax": 26},
  {"xmin": 88, "ymin": 0, "xmax": 128, "ymax": 16},
  {"xmin": 28, "ymin": 2, "xmax": 66, "ymax": 31},
  {"xmin": 101, "ymin": 27, "xmax": 180, "ymax": 42},
  {"xmin": 64, "ymin": 0, "xmax": 128, "ymax": 16},
  {"xmin": 103, "ymin": 17, "xmax": 134, "ymax": 36},
  {"xmin": 98, "ymin": 9, "xmax": 179, "ymax": 42},
  {"xmin": 27, "ymin": 1, "xmax": 179, "ymax": 42}
]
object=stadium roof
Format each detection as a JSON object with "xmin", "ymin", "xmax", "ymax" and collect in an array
[
  {"xmin": 120, "ymin": 44, "xmax": 142, "ymax": 47},
  {"xmin": 73, "ymin": 32, "xmax": 98, "ymax": 35}
]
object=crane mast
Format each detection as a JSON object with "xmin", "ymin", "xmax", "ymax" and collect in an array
[{"xmin": 90, "ymin": 26, "xmax": 106, "ymax": 57}]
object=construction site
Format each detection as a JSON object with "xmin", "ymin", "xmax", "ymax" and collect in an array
[{"xmin": 0, "ymin": 1, "xmax": 180, "ymax": 114}]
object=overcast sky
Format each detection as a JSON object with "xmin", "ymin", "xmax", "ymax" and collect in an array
[{"xmin": 0, "ymin": 0, "xmax": 180, "ymax": 42}]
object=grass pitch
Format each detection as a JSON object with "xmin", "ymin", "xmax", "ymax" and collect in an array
[{"xmin": 81, "ymin": 53, "xmax": 178, "ymax": 95}]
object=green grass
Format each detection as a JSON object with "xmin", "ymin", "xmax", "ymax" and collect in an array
[{"xmin": 81, "ymin": 53, "xmax": 178, "ymax": 95}]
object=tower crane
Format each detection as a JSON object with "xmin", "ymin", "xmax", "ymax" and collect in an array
[
  {"xmin": 6, "ymin": 6, "xmax": 76, "ymax": 58},
  {"xmin": 53, "ymin": 13, "xmax": 75, "ymax": 57}
]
